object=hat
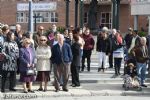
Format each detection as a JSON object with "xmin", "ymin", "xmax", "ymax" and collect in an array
[
  {"xmin": 102, "ymin": 27, "xmax": 108, "ymax": 32},
  {"xmin": 128, "ymin": 63, "xmax": 135, "ymax": 67}
]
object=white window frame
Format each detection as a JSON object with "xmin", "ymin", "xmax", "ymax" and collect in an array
[
  {"xmin": 17, "ymin": 12, "xmax": 27, "ymax": 23},
  {"xmin": 16, "ymin": 11, "xmax": 58, "ymax": 23},
  {"xmin": 50, "ymin": 12, "xmax": 58, "ymax": 23},
  {"xmin": 100, "ymin": 12, "xmax": 112, "ymax": 29}
]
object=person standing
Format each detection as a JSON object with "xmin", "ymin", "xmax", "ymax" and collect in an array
[
  {"xmin": 131, "ymin": 37, "xmax": 149, "ymax": 87},
  {"xmin": 124, "ymin": 28, "xmax": 133, "ymax": 51},
  {"xmin": 14, "ymin": 24, "xmax": 24, "ymax": 48},
  {"xmin": 1, "ymin": 25, "xmax": 10, "ymax": 40},
  {"xmin": 112, "ymin": 30, "xmax": 124, "ymax": 76},
  {"xmin": 51, "ymin": 34, "xmax": 72, "ymax": 92},
  {"xmin": 33, "ymin": 26, "xmax": 45, "ymax": 49},
  {"xmin": 36, "ymin": 36, "xmax": 51, "ymax": 92},
  {"xmin": 82, "ymin": 28, "xmax": 95, "ymax": 72},
  {"xmin": 0, "ymin": 30, "xmax": 4, "ymax": 77},
  {"xmin": 96, "ymin": 28, "xmax": 110, "ymax": 72},
  {"xmin": 128, "ymin": 30, "xmax": 140, "ymax": 55},
  {"xmin": 108, "ymin": 28, "xmax": 117, "ymax": 68},
  {"xmin": 47, "ymin": 24, "xmax": 57, "ymax": 48},
  {"xmin": 71, "ymin": 34, "xmax": 81, "ymax": 87},
  {"xmin": 1, "ymin": 32, "xmax": 19, "ymax": 93},
  {"xmin": 19, "ymin": 38, "xmax": 36, "ymax": 93}
]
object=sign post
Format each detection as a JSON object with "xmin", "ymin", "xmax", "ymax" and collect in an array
[{"xmin": 28, "ymin": 0, "xmax": 34, "ymax": 33}]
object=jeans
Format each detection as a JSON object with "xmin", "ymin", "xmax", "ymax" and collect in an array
[{"xmin": 136, "ymin": 62, "xmax": 147, "ymax": 85}]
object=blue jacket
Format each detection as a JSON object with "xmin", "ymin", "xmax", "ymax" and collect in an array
[
  {"xmin": 19, "ymin": 47, "xmax": 36, "ymax": 72},
  {"xmin": 51, "ymin": 43, "xmax": 73, "ymax": 65}
]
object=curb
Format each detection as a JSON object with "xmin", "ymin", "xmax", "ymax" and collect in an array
[{"xmin": 1, "ymin": 89, "xmax": 150, "ymax": 99}]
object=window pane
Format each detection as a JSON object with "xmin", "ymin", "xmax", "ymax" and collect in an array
[
  {"xmin": 101, "ymin": 13, "xmax": 105, "ymax": 18},
  {"xmin": 100, "ymin": 12, "xmax": 111, "ymax": 29},
  {"xmin": 102, "ymin": 19, "xmax": 105, "ymax": 23}
]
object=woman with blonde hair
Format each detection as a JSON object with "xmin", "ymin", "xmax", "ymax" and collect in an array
[
  {"xmin": 36, "ymin": 35, "xmax": 51, "ymax": 92},
  {"xmin": 19, "ymin": 38, "xmax": 36, "ymax": 93}
]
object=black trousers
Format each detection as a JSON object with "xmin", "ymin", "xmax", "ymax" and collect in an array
[
  {"xmin": 114, "ymin": 58, "xmax": 122, "ymax": 75},
  {"xmin": 1, "ymin": 71, "xmax": 16, "ymax": 91},
  {"xmin": 82, "ymin": 50, "xmax": 92, "ymax": 71},
  {"xmin": 109, "ymin": 52, "xmax": 113, "ymax": 68},
  {"xmin": 0, "ymin": 62, "xmax": 2, "ymax": 76},
  {"xmin": 71, "ymin": 65, "xmax": 80, "ymax": 86}
]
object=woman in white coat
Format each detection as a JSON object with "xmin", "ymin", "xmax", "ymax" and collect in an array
[{"xmin": 36, "ymin": 36, "xmax": 51, "ymax": 92}]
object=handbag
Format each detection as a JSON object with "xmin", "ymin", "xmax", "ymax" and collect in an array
[
  {"xmin": 0, "ymin": 53, "xmax": 6, "ymax": 62},
  {"xmin": 113, "ymin": 48, "xmax": 124, "ymax": 58},
  {"xmin": 26, "ymin": 67, "xmax": 37, "ymax": 76}
]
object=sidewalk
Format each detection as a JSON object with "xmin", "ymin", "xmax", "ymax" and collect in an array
[{"xmin": 0, "ymin": 82, "xmax": 150, "ymax": 100}]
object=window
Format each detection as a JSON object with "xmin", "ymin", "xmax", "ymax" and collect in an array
[
  {"xmin": 50, "ymin": 12, "xmax": 58, "ymax": 23},
  {"xmin": 16, "ymin": 11, "xmax": 58, "ymax": 23},
  {"xmin": 100, "ymin": 12, "xmax": 112, "ymax": 29},
  {"xmin": 17, "ymin": 12, "xmax": 26, "ymax": 23},
  {"xmin": 84, "ymin": 12, "xmax": 88, "ymax": 24}
]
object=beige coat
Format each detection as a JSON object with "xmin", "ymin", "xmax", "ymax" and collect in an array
[{"xmin": 36, "ymin": 46, "xmax": 51, "ymax": 71}]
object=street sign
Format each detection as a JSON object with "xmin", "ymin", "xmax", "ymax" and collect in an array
[
  {"xmin": 131, "ymin": 0, "xmax": 150, "ymax": 15},
  {"xmin": 17, "ymin": 2, "xmax": 57, "ymax": 11}
]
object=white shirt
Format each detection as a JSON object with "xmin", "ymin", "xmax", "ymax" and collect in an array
[{"xmin": 128, "ymin": 35, "xmax": 138, "ymax": 53}]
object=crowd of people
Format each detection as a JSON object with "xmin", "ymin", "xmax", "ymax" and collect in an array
[{"xmin": 0, "ymin": 23, "xmax": 150, "ymax": 93}]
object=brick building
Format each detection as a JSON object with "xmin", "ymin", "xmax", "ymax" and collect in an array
[{"xmin": 0, "ymin": 0, "xmax": 148, "ymax": 33}]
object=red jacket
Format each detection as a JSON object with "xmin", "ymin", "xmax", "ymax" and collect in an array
[{"xmin": 82, "ymin": 34, "xmax": 95, "ymax": 50}]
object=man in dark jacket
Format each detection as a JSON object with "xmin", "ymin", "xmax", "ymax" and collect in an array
[
  {"xmin": 124, "ymin": 28, "xmax": 133, "ymax": 50},
  {"xmin": 51, "ymin": 34, "xmax": 73, "ymax": 92}
]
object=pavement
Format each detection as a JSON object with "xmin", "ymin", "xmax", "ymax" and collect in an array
[{"xmin": 0, "ymin": 66, "xmax": 150, "ymax": 100}]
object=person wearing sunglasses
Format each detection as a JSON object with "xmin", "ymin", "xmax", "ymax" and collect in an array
[{"xmin": 36, "ymin": 36, "xmax": 51, "ymax": 92}]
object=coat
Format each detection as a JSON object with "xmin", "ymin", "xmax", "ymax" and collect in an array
[
  {"xmin": 71, "ymin": 42, "xmax": 81, "ymax": 66},
  {"xmin": 51, "ymin": 43, "xmax": 73, "ymax": 65},
  {"xmin": 82, "ymin": 34, "xmax": 95, "ymax": 50},
  {"xmin": 2, "ymin": 41, "xmax": 19, "ymax": 71},
  {"xmin": 19, "ymin": 47, "xmax": 36, "ymax": 72},
  {"xmin": 132, "ymin": 45, "xmax": 149, "ymax": 63},
  {"xmin": 36, "ymin": 46, "xmax": 51, "ymax": 71},
  {"xmin": 96, "ymin": 33, "xmax": 110, "ymax": 54}
]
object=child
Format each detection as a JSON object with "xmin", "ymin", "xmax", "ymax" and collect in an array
[{"xmin": 123, "ymin": 63, "xmax": 140, "ymax": 89}]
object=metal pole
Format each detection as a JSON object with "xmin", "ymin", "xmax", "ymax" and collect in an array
[
  {"xmin": 148, "ymin": 16, "xmax": 150, "ymax": 35},
  {"xmin": 66, "ymin": 0, "xmax": 70, "ymax": 29},
  {"xmin": 75, "ymin": 0, "xmax": 79, "ymax": 29},
  {"xmin": 116, "ymin": 0, "xmax": 120, "ymax": 30},
  {"xmin": 112, "ymin": 0, "xmax": 116, "ymax": 29},
  {"xmin": 28, "ymin": 0, "xmax": 34, "ymax": 33},
  {"xmin": 134, "ymin": 15, "xmax": 138, "ymax": 31},
  {"xmin": 80, "ymin": 0, "xmax": 84, "ymax": 28},
  {"xmin": 34, "ymin": 14, "xmax": 37, "ymax": 32}
]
